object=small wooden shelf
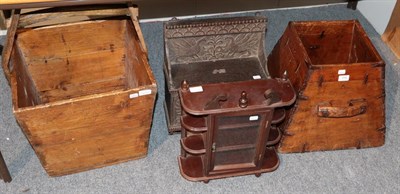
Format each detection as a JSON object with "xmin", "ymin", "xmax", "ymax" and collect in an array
[
  {"xmin": 181, "ymin": 115, "xmax": 207, "ymax": 133},
  {"xmin": 272, "ymin": 108, "xmax": 286, "ymax": 124},
  {"xmin": 178, "ymin": 147, "xmax": 279, "ymax": 182},
  {"xmin": 181, "ymin": 135, "xmax": 206, "ymax": 155},
  {"xmin": 216, "ymin": 144, "xmax": 255, "ymax": 152},
  {"xmin": 266, "ymin": 126, "xmax": 282, "ymax": 146},
  {"xmin": 218, "ymin": 122, "xmax": 259, "ymax": 130}
]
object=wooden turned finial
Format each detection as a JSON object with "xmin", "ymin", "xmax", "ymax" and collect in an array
[
  {"xmin": 282, "ymin": 71, "xmax": 288, "ymax": 81},
  {"xmin": 239, "ymin": 91, "xmax": 248, "ymax": 108},
  {"xmin": 181, "ymin": 80, "xmax": 189, "ymax": 91}
]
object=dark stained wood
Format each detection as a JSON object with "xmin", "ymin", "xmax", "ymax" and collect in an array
[
  {"xmin": 178, "ymin": 79, "xmax": 296, "ymax": 182},
  {"xmin": 179, "ymin": 80, "xmax": 296, "ymax": 115},
  {"xmin": 181, "ymin": 134, "xmax": 206, "ymax": 155},
  {"xmin": 0, "ymin": 151, "xmax": 12, "ymax": 183},
  {"xmin": 267, "ymin": 20, "xmax": 385, "ymax": 153},
  {"xmin": 347, "ymin": 0, "xmax": 358, "ymax": 10},
  {"xmin": 272, "ymin": 108, "xmax": 285, "ymax": 124},
  {"xmin": 178, "ymin": 147, "xmax": 280, "ymax": 182},
  {"xmin": 6, "ymin": 4, "xmax": 157, "ymax": 176},
  {"xmin": 163, "ymin": 16, "xmax": 269, "ymax": 134},
  {"xmin": 266, "ymin": 126, "xmax": 282, "ymax": 146},
  {"xmin": 180, "ymin": 115, "xmax": 207, "ymax": 133}
]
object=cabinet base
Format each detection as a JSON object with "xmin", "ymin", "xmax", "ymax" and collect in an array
[{"xmin": 178, "ymin": 147, "xmax": 279, "ymax": 182}]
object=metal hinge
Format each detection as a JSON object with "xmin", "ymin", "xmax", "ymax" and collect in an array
[{"xmin": 212, "ymin": 143, "xmax": 216, "ymax": 152}]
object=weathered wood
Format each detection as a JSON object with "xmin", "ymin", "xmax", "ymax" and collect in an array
[
  {"xmin": 7, "ymin": 4, "xmax": 157, "ymax": 176},
  {"xmin": 2, "ymin": 9, "xmax": 20, "ymax": 84},
  {"xmin": 268, "ymin": 20, "xmax": 385, "ymax": 153},
  {"xmin": 127, "ymin": 5, "xmax": 148, "ymax": 54},
  {"xmin": 382, "ymin": 0, "xmax": 400, "ymax": 59},
  {"xmin": 0, "ymin": 11, "xmax": 7, "ymax": 30},
  {"xmin": 0, "ymin": 0, "xmax": 130, "ymax": 10},
  {"xmin": 0, "ymin": 151, "xmax": 12, "ymax": 183},
  {"xmin": 18, "ymin": 7, "xmax": 130, "ymax": 28},
  {"xmin": 16, "ymin": 20, "xmax": 128, "ymax": 103}
]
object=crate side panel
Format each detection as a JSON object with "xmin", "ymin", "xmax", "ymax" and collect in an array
[
  {"xmin": 14, "ymin": 87, "xmax": 156, "ymax": 176},
  {"xmin": 279, "ymin": 69, "xmax": 385, "ymax": 153},
  {"xmin": 293, "ymin": 21, "xmax": 355, "ymax": 64},
  {"xmin": 267, "ymin": 25, "xmax": 310, "ymax": 93},
  {"xmin": 124, "ymin": 20, "xmax": 153, "ymax": 88},
  {"xmin": 349, "ymin": 24, "xmax": 382, "ymax": 63},
  {"xmin": 308, "ymin": 64, "xmax": 382, "ymax": 82},
  {"xmin": 11, "ymin": 44, "xmax": 42, "ymax": 108},
  {"xmin": 16, "ymin": 20, "xmax": 128, "ymax": 102}
]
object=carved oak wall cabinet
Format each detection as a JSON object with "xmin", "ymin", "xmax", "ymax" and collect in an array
[
  {"xmin": 267, "ymin": 20, "xmax": 385, "ymax": 153},
  {"xmin": 1, "ymin": 2, "xmax": 157, "ymax": 176},
  {"xmin": 178, "ymin": 79, "xmax": 296, "ymax": 182},
  {"xmin": 163, "ymin": 16, "xmax": 269, "ymax": 134}
]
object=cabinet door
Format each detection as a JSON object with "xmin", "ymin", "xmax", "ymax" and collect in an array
[{"xmin": 207, "ymin": 109, "xmax": 272, "ymax": 174}]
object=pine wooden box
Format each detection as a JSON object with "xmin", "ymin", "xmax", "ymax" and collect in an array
[
  {"xmin": 163, "ymin": 16, "xmax": 269, "ymax": 134},
  {"xmin": 2, "ymin": 3, "xmax": 157, "ymax": 176},
  {"xmin": 267, "ymin": 20, "xmax": 385, "ymax": 153}
]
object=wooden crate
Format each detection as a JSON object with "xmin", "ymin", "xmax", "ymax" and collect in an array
[
  {"xmin": 1, "ymin": 3, "xmax": 157, "ymax": 176},
  {"xmin": 382, "ymin": 0, "xmax": 400, "ymax": 59},
  {"xmin": 268, "ymin": 20, "xmax": 385, "ymax": 153},
  {"xmin": 163, "ymin": 16, "xmax": 269, "ymax": 134}
]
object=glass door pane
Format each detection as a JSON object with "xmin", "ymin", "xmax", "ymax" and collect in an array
[{"xmin": 210, "ymin": 112, "xmax": 265, "ymax": 172}]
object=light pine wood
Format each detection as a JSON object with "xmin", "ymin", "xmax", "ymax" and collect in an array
[
  {"xmin": 18, "ymin": 7, "xmax": 130, "ymax": 28},
  {"xmin": 382, "ymin": 0, "xmax": 400, "ymax": 59},
  {"xmin": 1, "ymin": 9, "xmax": 20, "ymax": 84},
  {"xmin": 268, "ymin": 20, "xmax": 385, "ymax": 153},
  {"xmin": 16, "ymin": 20, "xmax": 129, "ymax": 103},
  {"xmin": 0, "ymin": 0, "xmax": 130, "ymax": 9},
  {"xmin": 6, "ymin": 3, "xmax": 157, "ymax": 176},
  {"xmin": 0, "ymin": 11, "xmax": 6, "ymax": 30},
  {"xmin": 128, "ymin": 6, "xmax": 148, "ymax": 54}
]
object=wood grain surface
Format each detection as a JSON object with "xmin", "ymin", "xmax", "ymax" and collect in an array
[
  {"xmin": 268, "ymin": 20, "xmax": 386, "ymax": 153},
  {"xmin": 6, "ymin": 4, "xmax": 157, "ymax": 176},
  {"xmin": 0, "ymin": 0, "xmax": 130, "ymax": 10},
  {"xmin": 382, "ymin": 0, "xmax": 400, "ymax": 59}
]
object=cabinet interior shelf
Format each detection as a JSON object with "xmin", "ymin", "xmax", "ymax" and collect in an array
[
  {"xmin": 178, "ymin": 147, "xmax": 279, "ymax": 182},
  {"xmin": 272, "ymin": 108, "xmax": 285, "ymax": 124},
  {"xmin": 181, "ymin": 115, "xmax": 207, "ymax": 133},
  {"xmin": 181, "ymin": 134, "xmax": 206, "ymax": 155},
  {"xmin": 267, "ymin": 126, "xmax": 282, "ymax": 146}
]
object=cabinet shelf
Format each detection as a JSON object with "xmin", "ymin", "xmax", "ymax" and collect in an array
[
  {"xmin": 272, "ymin": 108, "xmax": 285, "ymax": 124},
  {"xmin": 181, "ymin": 134, "xmax": 206, "ymax": 155},
  {"xmin": 215, "ymin": 144, "xmax": 255, "ymax": 152},
  {"xmin": 266, "ymin": 126, "xmax": 282, "ymax": 146},
  {"xmin": 178, "ymin": 147, "xmax": 279, "ymax": 182},
  {"xmin": 218, "ymin": 122, "xmax": 260, "ymax": 130},
  {"xmin": 181, "ymin": 115, "xmax": 207, "ymax": 133}
]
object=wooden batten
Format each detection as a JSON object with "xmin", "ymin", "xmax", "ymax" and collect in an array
[
  {"xmin": 18, "ymin": 6, "xmax": 130, "ymax": 28},
  {"xmin": 2, "ymin": 9, "xmax": 20, "ymax": 84}
]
